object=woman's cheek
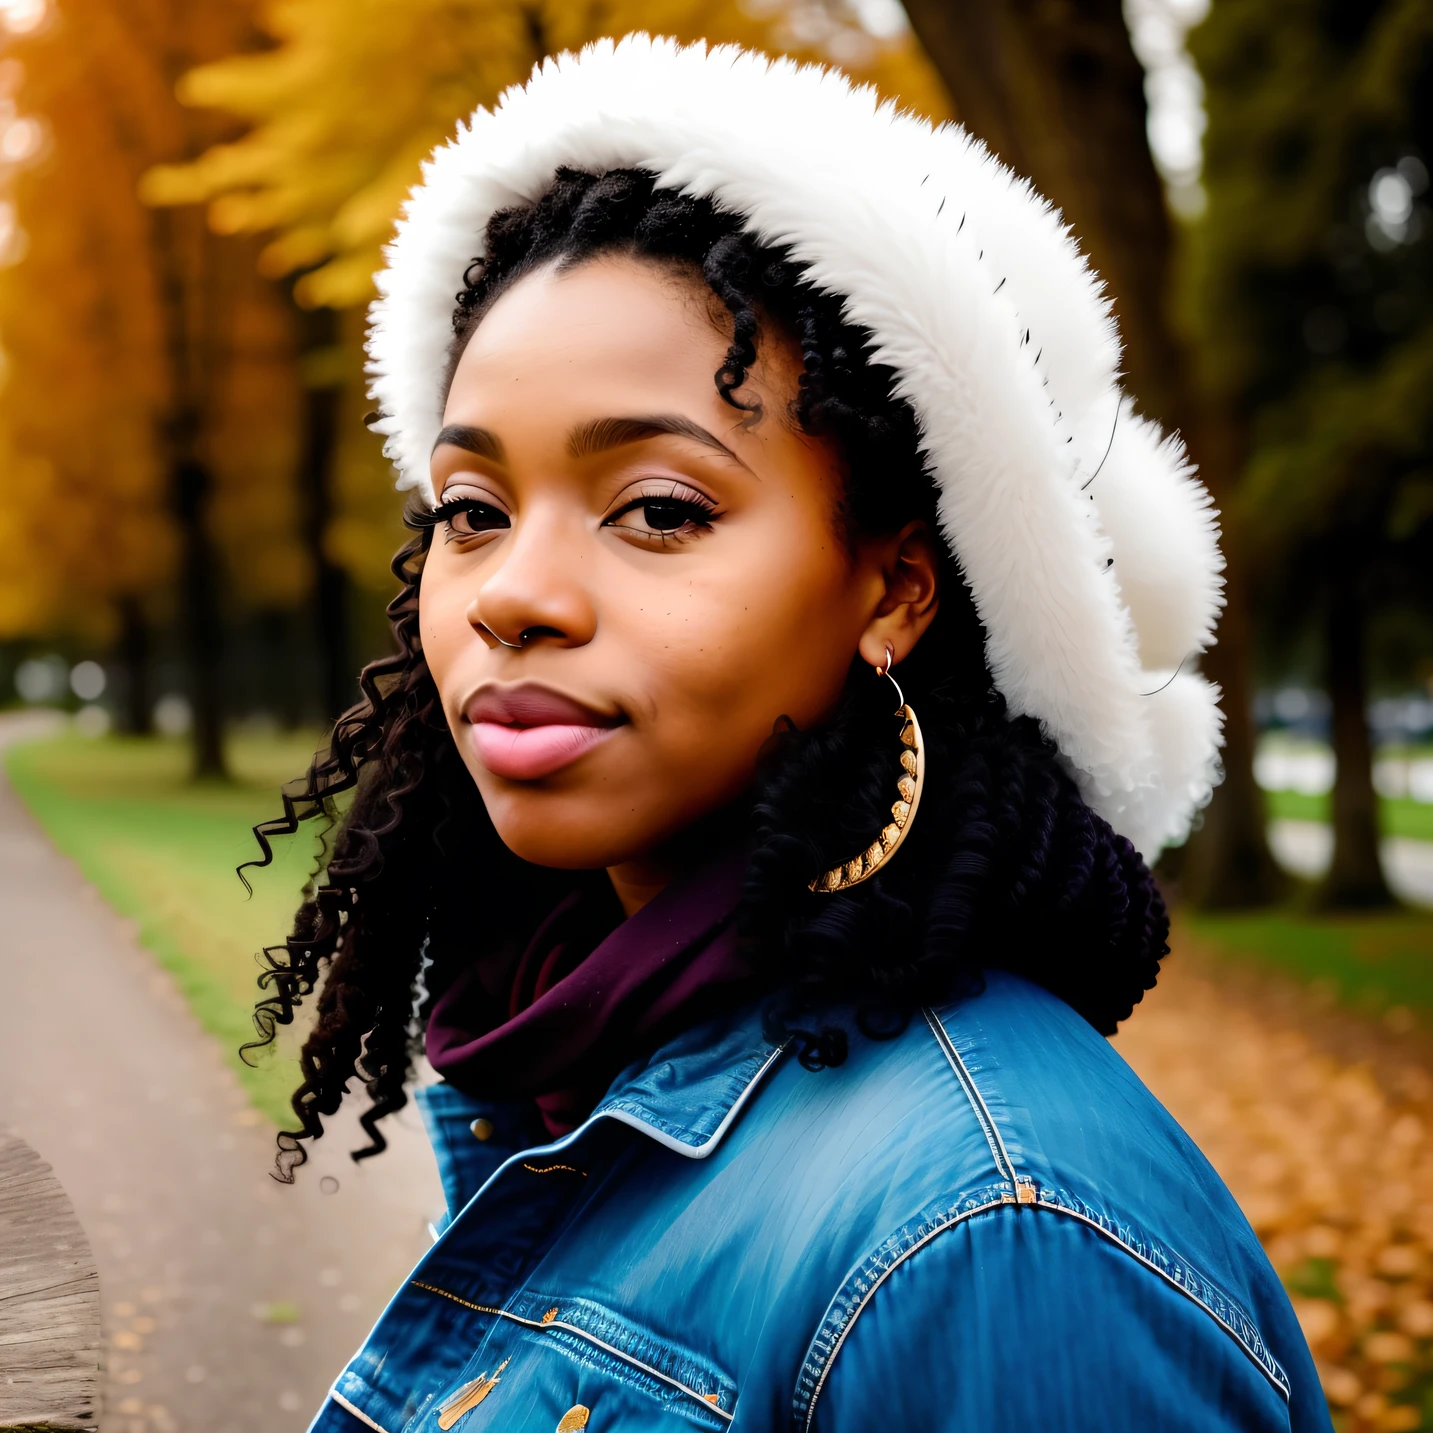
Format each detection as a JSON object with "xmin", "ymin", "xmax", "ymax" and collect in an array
[
  {"xmin": 421, "ymin": 552, "xmax": 500, "ymax": 709},
  {"xmin": 418, "ymin": 588, "xmax": 463, "ymax": 714},
  {"xmin": 637, "ymin": 577, "xmax": 835, "ymax": 785}
]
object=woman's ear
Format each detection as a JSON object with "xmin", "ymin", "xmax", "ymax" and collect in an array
[{"xmin": 857, "ymin": 521, "xmax": 941, "ymax": 670}]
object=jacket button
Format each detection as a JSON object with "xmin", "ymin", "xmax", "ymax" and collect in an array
[
  {"xmin": 470, "ymin": 1118, "xmax": 494, "ymax": 1142},
  {"xmin": 556, "ymin": 1407, "xmax": 590, "ymax": 1431}
]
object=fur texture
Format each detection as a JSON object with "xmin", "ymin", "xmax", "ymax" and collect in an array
[{"xmin": 365, "ymin": 35, "xmax": 1225, "ymax": 855}]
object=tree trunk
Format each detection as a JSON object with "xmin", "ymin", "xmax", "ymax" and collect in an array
[
  {"xmin": 258, "ymin": 609, "xmax": 304, "ymax": 730},
  {"xmin": 114, "ymin": 595, "xmax": 153, "ymax": 736},
  {"xmin": 899, "ymin": 0, "xmax": 1182, "ymax": 418},
  {"xmin": 172, "ymin": 456, "xmax": 227, "ymax": 780},
  {"xmin": 296, "ymin": 302, "xmax": 352, "ymax": 724},
  {"xmin": 1177, "ymin": 411, "xmax": 1285, "ymax": 906},
  {"xmin": 148, "ymin": 185, "xmax": 228, "ymax": 780},
  {"xmin": 901, "ymin": 0, "xmax": 1280, "ymax": 905},
  {"xmin": 1320, "ymin": 575, "xmax": 1393, "ymax": 909},
  {"xmin": 1179, "ymin": 519, "xmax": 1286, "ymax": 905}
]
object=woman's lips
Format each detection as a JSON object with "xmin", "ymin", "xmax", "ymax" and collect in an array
[
  {"xmin": 470, "ymin": 722, "xmax": 616, "ymax": 780},
  {"xmin": 465, "ymin": 683, "xmax": 623, "ymax": 781}
]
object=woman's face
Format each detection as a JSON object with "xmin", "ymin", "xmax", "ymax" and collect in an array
[{"xmin": 421, "ymin": 253, "xmax": 936, "ymax": 901}]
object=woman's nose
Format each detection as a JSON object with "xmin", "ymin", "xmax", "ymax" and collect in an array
[{"xmin": 465, "ymin": 509, "xmax": 597, "ymax": 650}]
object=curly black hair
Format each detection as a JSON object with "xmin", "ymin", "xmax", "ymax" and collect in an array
[{"xmin": 244, "ymin": 168, "xmax": 1168, "ymax": 1180}]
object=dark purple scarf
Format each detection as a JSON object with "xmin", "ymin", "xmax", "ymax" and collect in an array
[{"xmin": 425, "ymin": 848, "xmax": 761, "ymax": 1136}]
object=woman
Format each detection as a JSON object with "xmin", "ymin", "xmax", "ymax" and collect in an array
[{"xmin": 252, "ymin": 37, "xmax": 1329, "ymax": 1433}]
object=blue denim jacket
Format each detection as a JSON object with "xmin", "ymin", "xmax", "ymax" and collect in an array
[{"xmin": 309, "ymin": 970, "xmax": 1331, "ymax": 1432}]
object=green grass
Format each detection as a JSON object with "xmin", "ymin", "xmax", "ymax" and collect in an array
[
  {"xmin": 1183, "ymin": 906, "xmax": 1433, "ymax": 1020},
  {"xmin": 1241, "ymin": 789, "xmax": 1433, "ymax": 1016},
  {"xmin": 4, "ymin": 730, "xmax": 327, "ymax": 1124},
  {"xmin": 1264, "ymin": 785, "xmax": 1433, "ymax": 843}
]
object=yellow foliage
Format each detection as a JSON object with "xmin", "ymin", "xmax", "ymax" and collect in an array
[
  {"xmin": 139, "ymin": 0, "xmax": 948, "ymax": 595},
  {"xmin": 0, "ymin": 0, "xmax": 309, "ymax": 643},
  {"xmin": 147, "ymin": 0, "xmax": 949, "ymax": 310},
  {"xmin": 0, "ymin": 11, "xmax": 168, "ymax": 640}
]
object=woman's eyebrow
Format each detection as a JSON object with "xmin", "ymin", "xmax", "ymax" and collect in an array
[
  {"xmin": 567, "ymin": 414, "xmax": 744, "ymax": 465},
  {"xmin": 433, "ymin": 424, "xmax": 507, "ymax": 463}
]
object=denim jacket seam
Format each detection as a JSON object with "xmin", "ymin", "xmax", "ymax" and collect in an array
[
  {"xmin": 1031, "ymin": 1186, "xmax": 1292, "ymax": 1398},
  {"xmin": 927, "ymin": 1001, "xmax": 1290, "ymax": 1400},
  {"xmin": 796, "ymin": 1006, "xmax": 1291, "ymax": 1430},
  {"xmin": 793, "ymin": 1190, "xmax": 1292, "ymax": 1432},
  {"xmin": 925, "ymin": 1000, "xmax": 1290, "ymax": 1399},
  {"xmin": 793, "ymin": 1182, "xmax": 1014, "ymax": 1432},
  {"xmin": 921, "ymin": 1006, "xmax": 1023, "ymax": 1192},
  {"xmin": 327, "ymin": 1388, "xmax": 391, "ymax": 1433},
  {"xmin": 405, "ymin": 1279, "xmax": 736, "ymax": 1423}
]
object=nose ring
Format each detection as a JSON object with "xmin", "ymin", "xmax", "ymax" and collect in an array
[
  {"xmin": 466, "ymin": 600, "xmax": 530, "ymax": 649},
  {"xmin": 483, "ymin": 622, "xmax": 531, "ymax": 649}
]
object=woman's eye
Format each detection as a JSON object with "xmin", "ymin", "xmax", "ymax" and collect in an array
[
  {"xmin": 433, "ymin": 499, "xmax": 510, "ymax": 540},
  {"xmin": 606, "ymin": 488, "xmax": 719, "ymax": 543},
  {"xmin": 639, "ymin": 499, "xmax": 700, "ymax": 531}
]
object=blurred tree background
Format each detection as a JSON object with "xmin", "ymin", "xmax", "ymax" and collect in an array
[
  {"xmin": 1183, "ymin": 0, "xmax": 1433, "ymax": 912},
  {"xmin": 0, "ymin": 0, "xmax": 1431, "ymax": 913},
  {"xmin": 0, "ymin": 0, "xmax": 309, "ymax": 775},
  {"xmin": 0, "ymin": 0, "xmax": 945, "ymax": 756},
  {"xmin": 6, "ymin": 4, "xmax": 1433, "ymax": 1426}
]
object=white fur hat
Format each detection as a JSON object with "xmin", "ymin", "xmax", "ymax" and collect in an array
[{"xmin": 366, "ymin": 34, "xmax": 1225, "ymax": 856}]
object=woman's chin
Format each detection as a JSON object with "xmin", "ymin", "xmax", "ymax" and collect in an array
[
  {"xmin": 477, "ymin": 780, "xmax": 729, "ymax": 874},
  {"xmin": 479, "ymin": 791, "xmax": 655, "ymax": 872}
]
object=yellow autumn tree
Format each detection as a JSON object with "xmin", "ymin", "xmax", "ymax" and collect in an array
[
  {"xmin": 0, "ymin": 0, "xmax": 306, "ymax": 760},
  {"xmin": 142, "ymin": 0, "xmax": 949, "ymax": 596},
  {"xmin": 0, "ymin": 13, "xmax": 169, "ymax": 650},
  {"xmin": 147, "ymin": 0, "xmax": 948, "ymax": 307}
]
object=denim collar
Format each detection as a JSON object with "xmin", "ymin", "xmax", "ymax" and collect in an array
[{"xmin": 591, "ymin": 998, "xmax": 788, "ymax": 1157}]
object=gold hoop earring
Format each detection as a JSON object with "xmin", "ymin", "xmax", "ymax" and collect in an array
[{"xmin": 810, "ymin": 644, "xmax": 925, "ymax": 893}]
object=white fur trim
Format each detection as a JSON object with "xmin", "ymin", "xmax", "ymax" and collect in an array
[{"xmin": 366, "ymin": 35, "xmax": 1225, "ymax": 853}]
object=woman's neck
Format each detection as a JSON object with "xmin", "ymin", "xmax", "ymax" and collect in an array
[
  {"xmin": 605, "ymin": 805, "xmax": 748, "ymax": 917},
  {"xmin": 606, "ymin": 858, "xmax": 678, "ymax": 918}
]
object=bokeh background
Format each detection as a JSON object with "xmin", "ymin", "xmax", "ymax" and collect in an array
[{"xmin": 0, "ymin": 1, "xmax": 1430, "ymax": 1430}]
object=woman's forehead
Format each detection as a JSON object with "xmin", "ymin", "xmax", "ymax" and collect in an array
[
  {"xmin": 459, "ymin": 256, "xmax": 715, "ymax": 362},
  {"xmin": 443, "ymin": 253, "xmax": 805, "ymax": 436}
]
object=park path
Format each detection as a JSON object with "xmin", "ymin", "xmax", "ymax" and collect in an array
[{"xmin": 0, "ymin": 714, "xmax": 442, "ymax": 1433}]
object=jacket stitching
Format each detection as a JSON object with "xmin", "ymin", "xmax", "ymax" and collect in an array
[
  {"xmin": 928, "ymin": 1003, "xmax": 1289, "ymax": 1398},
  {"xmin": 328, "ymin": 1388, "xmax": 391, "ymax": 1433},
  {"xmin": 429, "ymin": 1040, "xmax": 788, "ymax": 1245},
  {"xmin": 794, "ymin": 1197, "xmax": 1293, "ymax": 1432},
  {"xmin": 795, "ymin": 1191, "xmax": 1009, "ymax": 1432},
  {"xmin": 1031, "ymin": 1189, "xmax": 1290, "ymax": 1398},
  {"xmin": 409, "ymin": 1280, "xmax": 735, "ymax": 1423},
  {"xmin": 516, "ymin": 1292, "xmax": 733, "ymax": 1405},
  {"xmin": 599, "ymin": 1040, "xmax": 789, "ymax": 1156},
  {"xmin": 340, "ymin": 1043, "xmax": 786, "ymax": 1431},
  {"xmin": 795, "ymin": 1198, "xmax": 1291, "ymax": 1431},
  {"xmin": 921, "ymin": 1008, "xmax": 1023, "ymax": 1192},
  {"xmin": 802, "ymin": 1197, "xmax": 1295, "ymax": 1433}
]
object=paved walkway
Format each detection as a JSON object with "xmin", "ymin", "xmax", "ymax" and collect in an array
[{"xmin": 0, "ymin": 716, "xmax": 442, "ymax": 1433}]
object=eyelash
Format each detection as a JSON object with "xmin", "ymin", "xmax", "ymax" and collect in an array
[
  {"xmin": 413, "ymin": 482, "xmax": 722, "ymax": 547},
  {"xmin": 412, "ymin": 496, "xmax": 511, "ymax": 543},
  {"xmin": 605, "ymin": 481, "xmax": 721, "ymax": 544}
]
